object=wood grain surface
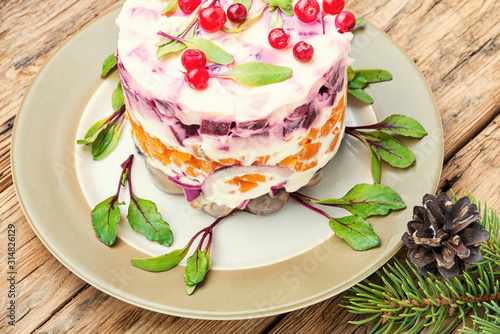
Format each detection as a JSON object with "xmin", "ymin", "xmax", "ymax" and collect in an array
[{"xmin": 1, "ymin": 0, "xmax": 499, "ymax": 333}]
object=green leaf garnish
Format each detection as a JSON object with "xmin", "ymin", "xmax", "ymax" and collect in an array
[
  {"xmin": 279, "ymin": 6, "xmax": 294, "ymax": 16},
  {"xmin": 157, "ymin": 40, "xmax": 188, "ymax": 59},
  {"xmin": 262, "ymin": 0, "xmax": 291, "ymax": 9},
  {"xmin": 128, "ymin": 195, "xmax": 173, "ymax": 246},
  {"xmin": 157, "ymin": 6, "xmax": 201, "ymax": 47},
  {"xmin": 348, "ymin": 88, "xmax": 374, "ymax": 104},
  {"xmin": 129, "ymin": 215, "xmax": 230, "ymax": 295},
  {"xmin": 215, "ymin": 62, "xmax": 292, "ymax": 86},
  {"xmin": 269, "ymin": 8, "xmax": 284, "ymax": 30},
  {"xmin": 89, "ymin": 154, "xmax": 175, "ymax": 249},
  {"xmin": 363, "ymin": 131, "xmax": 415, "ymax": 168},
  {"xmin": 77, "ymin": 118, "xmax": 108, "ymax": 145},
  {"xmin": 78, "ymin": 107, "xmax": 126, "ymax": 160},
  {"xmin": 347, "ymin": 66, "xmax": 356, "ymax": 81},
  {"xmin": 235, "ymin": 0, "xmax": 252, "ymax": 11},
  {"xmin": 90, "ymin": 155, "xmax": 134, "ymax": 245},
  {"xmin": 347, "ymin": 67, "xmax": 392, "ymax": 104},
  {"xmin": 312, "ymin": 184, "xmax": 406, "ymax": 219},
  {"xmin": 329, "ymin": 216, "xmax": 379, "ymax": 251},
  {"xmin": 156, "ymin": 22, "xmax": 197, "ymax": 58},
  {"xmin": 161, "ymin": 0, "xmax": 178, "ymax": 15},
  {"xmin": 91, "ymin": 196, "xmax": 124, "ymax": 246},
  {"xmin": 355, "ymin": 17, "xmax": 364, "ymax": 26},
  {"xmin": 101, "ymin": 53, "xmax": 117, "ymax": 77},
  {"xmin": 364, "ymin": 138, "xmax": 381, "ymax": 184},
  {"xmin": 112, "ymin": 81, "xmax": 124, "ymax": 112},
  {"xmin": 355, "ymin": 69, "xmax": 392, "ymax": 83},
  {"xmin": 91, "ymin": 118, "xmax": 125, "ymax": 161},
  {"xmin": 184, "ymin": 37, "xmax": 234, "ymax": 65},
  {"xmin": 291, "ymin": 182, "xmax": 406, "ymax": 251},
  {"xmin": 261, "ymin": 0, "xmax": 292, "ymax": 15},
  {"xmin": 370, "ymin": 115, "xmax": 427, "ymax": 138},
  {"xmin": 131, "ymin": 246, "xmax": 190, "ymax": 271},
  {"xmin": 184, "ymin": 249, "xmax": 210, "ymax": 294},
  {"xmin": 346, "ymin": 115, "xmax": 426, "ymax": 182}
]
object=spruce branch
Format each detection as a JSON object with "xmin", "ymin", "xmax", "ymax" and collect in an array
[
  {"xmin": 343, "ymin": 193, "xmax": 500, "ymax": 333},
  {"xmin": 460, "ymin": 301, "xmax": 500, "ymax": 334}
]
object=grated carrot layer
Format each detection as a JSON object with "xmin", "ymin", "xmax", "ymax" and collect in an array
[{"xmin": 128, "ymin": 93, "xmax": 346, "ymax": 177}]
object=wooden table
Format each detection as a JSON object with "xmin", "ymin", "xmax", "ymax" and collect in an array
[{"xmin": 1, "ymin": 0, "xmax": 499, "ymax": 332}]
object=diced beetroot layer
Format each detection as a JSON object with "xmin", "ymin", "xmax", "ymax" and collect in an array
[
  {"xmin": 118, "ymin": 53, "xmax": 346, "ymax": 148},
  {"xmin": 200, "ymin": 119, "xmax": 232, "ymax": 136}
]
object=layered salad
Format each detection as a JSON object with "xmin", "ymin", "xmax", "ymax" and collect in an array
[{"xmin": 116, "ymin": 0, "xmax": 353, "ymax": 216}]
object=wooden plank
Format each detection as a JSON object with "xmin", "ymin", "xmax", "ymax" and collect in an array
[
  {"xmin": 0, "ymin": 0, "xmax": 123, "ymax": 126},
  {"xmin": 350, "ymin": 0, "xmax": 500, "ymax": 161},
  {"xmin": 438, "ymin": 113, "xmax": 500, "ymax": 208},
  {"xmin": 32, "ymin": 285, "xmax": 281, "ymax": 334},
  {"xmin": 0, "ymin": 238, "xmax": 87, "ymax": 333}
]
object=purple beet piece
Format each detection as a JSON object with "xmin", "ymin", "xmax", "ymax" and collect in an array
[
  {"xmin": 317, "ymin": 85, "xmax": 336, "ymax": 105},
  {"xmin": 146, "ymin": 98, "xmax": 163, "ymax": 121},
  {"xmin": 154, "ymin": 99, "xmax": 176, "ymax": 117},
  {"xmin": 200, "ymin": 119, "xmax": 232, "ymax": 136},
  {"xmin": 324, "ymin": 61, "xmax": 346, "ymax": 92},
  {"xmin": 169, "ymin": 121, "xmax": 200, "ymax": 145},
  {"xmin": 282, "ymin": 102, "xmax": 318, "ymax": 137},
  {"xmin": 183, "ymin": 188, "xmax": 201, "ymax": 202}
]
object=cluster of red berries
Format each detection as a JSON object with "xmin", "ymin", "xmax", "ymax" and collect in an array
[
  {"xmin": 293, "ymin": 0, "xmax": 356, "ymax": 33},
  {"xmin": 182, "ymin": 49, "xmax": 210, "ymax": 90},
  {"xmin": 267, "ymin": 0, "xmax": 355, "ymax": 61},
  {"xmin": 178, "ymin": 0, "xmax": 356, "ymax": 88},
  {"xmin": 179, "ymin": 1, "xmax": 248, "ymax": 33},
  {"xmin": 267, "ymin": 28, "xmax": 314, "ymax": 63}
]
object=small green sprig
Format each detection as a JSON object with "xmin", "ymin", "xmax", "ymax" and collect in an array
[
  {"xmin": 156, "ymin": 5, "xmax": 201, "ymax": 58},
  {"xmin": 348, "ymin": 66, "xmax": 392, "ymax": 104},
  {"xmin": 101, "ymin": 53, "xmax": 117, "ymax": 77},
  {"xmin": 263, "ymin": 0, "xmax": 293, "ymax": 16},
  {"xmin": 157, "ymin": 32, "xmax": 234, "ymax": 64},
  {"xmin": 78, "ymin": 53, "xmax": 125, "ymax": 161},
  {"xmin": 346, "ymin": 115, "xmax": 427, "ymax": 183},
  {"xmin": 343, "ymin": 193, "xmax": 500, "ymax": 334},
  {"xmin": 77, "ymin": 106, "xmax": 126, "ymax": 161},
  {"xmin": 460, "ymin": 301, "xmax": 500, "ymax": 334},
  {"xmin": 211, "ymin": 61, "xmax": 292, "ymax": 86},
  {"xmin": 91, "ymin": 154, "xmax": 173, "ymax": 247},
  {"xmin": 291, "ymin": 183, "xmax": 406, "ymax": 251},
  {"xmin": 132, "ymin": 214, "xmax": 231, "ymax": 295}
]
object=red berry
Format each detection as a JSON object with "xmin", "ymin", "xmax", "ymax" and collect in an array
[
  {"xmin": 268, "ymin": 28, "xmax": 290, "ymax": 49},
  {"xmin": 322, "ymin": 0, "xmax": 344, "ymax": 16},
  {"xmin": 199, "ymin": 6, "xmax": 227, "ymax": 33},
  {"xmin": 293, "ymin": 41, "xmax": 314, "ymax": 62},
  {"xmin": 178, "ymin": 0, "xmax": 202, "ymax": 14},
  {"xmin": 181, "ymin": 49, "xmax": 207, "ymax": 70},
  {"xmin": 335, "ymin": 10, "xmax": 356, "ymax": 33},
  {"xmin": 294, "ymin": 0, "xmax": 320, "ymax": 23},
  {"xmin": 227, "ymin": 3, "xmax": 247, "ymax": 23},
  {"xmin": 185, "ymin": 68, "xmax": 209, "ymax": 90}
]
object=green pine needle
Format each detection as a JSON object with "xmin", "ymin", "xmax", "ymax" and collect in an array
[{"xmin": 343, "ymin": 192, "xmax": 500, "ymax": 333}]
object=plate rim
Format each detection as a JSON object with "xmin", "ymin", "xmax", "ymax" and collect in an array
[{"xmin": 12, "ymin": 7, "xmax": 443, "ymax": 320}]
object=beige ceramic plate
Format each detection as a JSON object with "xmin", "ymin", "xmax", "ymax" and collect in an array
[{"xmin": 12, "ymin": 8, "xmax": 443, "ymax": 319}]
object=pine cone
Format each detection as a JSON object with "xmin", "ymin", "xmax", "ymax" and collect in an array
[{"xmin": 402, "ymin": 193, "xmax": 490, "ymax": 279}]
